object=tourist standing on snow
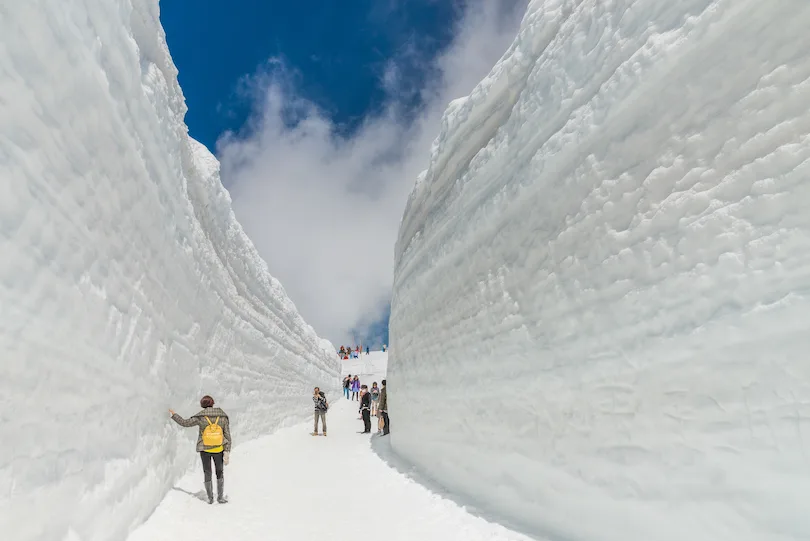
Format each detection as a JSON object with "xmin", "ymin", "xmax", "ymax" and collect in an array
[
  {"xmin": 351, "ymin": 375, "xmax": 360, "ymax": 401},
  {"xmin": 382, "ymin": 344, "xmax": 387, "ymax": 352},
  {"xmin": 169, "ymin": 395, "xmax": 231, "ymax": 504},
  {"xmin": 343, "ymin": 375, "xmax": 351, "ymax": 399},
  {"xmin": 359, "ymin": 385, "xmax": 372, "ymax": 433},
  {"xmin": 312, "ymin": 387, "xmax": 328, "ymax": 436},
  {"xmin": 379, "ymin": 380, "xmax": 389, "ymax": 435},
  {"xmin": 370, "ymin": 382, "xmax": 380, "ymax": 416},
  {"xmin": 366, "ymin": 346, "xmax": 370, "ymax": 355}
]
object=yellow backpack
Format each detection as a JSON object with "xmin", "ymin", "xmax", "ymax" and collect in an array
[{"xmin": 202, "ymin": 417, "xmax": 224, "ymax": 451}]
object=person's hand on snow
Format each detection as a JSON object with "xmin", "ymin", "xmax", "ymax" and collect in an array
[
  {"xmin": 223, "ymin": 452, "xmax": 230, "ymax": 465},
  {"xmin": 169, "ymin": 409, "xmax": 175, "ymax": 416}
]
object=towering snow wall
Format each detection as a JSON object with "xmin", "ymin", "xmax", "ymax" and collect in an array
[
  {"xmin": 389, "ymin": 1, "xmax": 810, "ymax": 540},
  {"xmin": 0, "ymin": 1, "xmax": 339, "ymax": 540}
]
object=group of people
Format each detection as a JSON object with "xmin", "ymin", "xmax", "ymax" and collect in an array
[
  {"xmin": 168, "ymin": 376, "xmax": 390, "ymax": 504},
  {"xmin": 312, "ymin": 376, "xmax": 389, "ymax": 435},
  {"xmin": 344, "ymin": 376, "xmax": 388, "ymax": 434},
  {"xmin": 338, "ymin": 345, "xmax": 367, "ymax": 358},
  {"xmin": 338, "ymin": 344, "xmax": 387, "ymax": 358},
  {"xmin": 356, "ymin": 378, "xmax": 389, "ymax": 434}
]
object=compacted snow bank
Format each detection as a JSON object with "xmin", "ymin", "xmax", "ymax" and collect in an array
[
  {"xmin": 389, "ymin": 0, "xmax": 810, "ymax": 540},
  {"xmin": 1, "ymin": 2, "xmax": 338, "ymax": 540}
]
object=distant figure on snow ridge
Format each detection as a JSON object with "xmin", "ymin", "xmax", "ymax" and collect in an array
[
  {"xmin": 351, "ymin": 375, "xmax": 361, "ymax": 401},
  {"xmin": 170, "ymin": 395, "xmax": 231, "ymax": 504},
  {"xmin": 343, "ymin": 374, "xmax": 352, "ymax": 399},
  {"xmin": 379, "ymin": 380, "xmax": 389, "ymax": 436},
  {"xmin": 359, "ymin": 385, "xmax": 372, "ymax": 433},
  {"xmin": 382, "ymin": 344, "xmax": 387, "ymax": 352},
  {"xmin": 312, "ymin": 387, "xmax": 328, "ymax": 436},
  {"xmin": 366, "ymin": 346, "xmax": 370, "ymax": 355}
]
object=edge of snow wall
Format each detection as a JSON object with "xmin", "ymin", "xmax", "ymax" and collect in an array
[
  {"xmin": 388, "ymin": 1, "xmax": 810, "ymax": 540},
  {"xmin": 0, "ymin": 1, "xmax": 340, "ymax": 540}
]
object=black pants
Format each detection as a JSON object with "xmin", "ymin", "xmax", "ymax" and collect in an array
[
  {"xmin": 362, "ymin": 409, "xmax": 371, "ymax": 432},
  {"xmin": 200, "ymin": 451, "xmax": 224, "ymax": 482},
  {"xmin": 382, "ymin": 411, "xmax": 390, "ymax": 435},
  {"xmin": 352, "ymin": 391, "xmax": 358, "ymax": 400}
]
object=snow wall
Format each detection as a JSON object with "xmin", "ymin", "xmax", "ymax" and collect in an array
[
  {"xmin": 0, "ymin": 2, "xmax": 340, "ymax": 540},
  {"xmin": 388, "ymin": 1, "xmax": 810, "ymax": 540}
]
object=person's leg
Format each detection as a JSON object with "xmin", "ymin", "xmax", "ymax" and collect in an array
[
  {"xmin": 322, "ymin": 412, "xmax": 327, "ymax": 435},
  {"xmin": 201, "ymin": 452, "xmax": 213, "ymax": 482},
  {"xmin": 213, "ymin": 452, "xmax": 224, "ymax": 480},
  {"xmin": 212, "ymin": 452, "xmax": 227, "ymax": 503},
  {"xmin": 382, "ymin": 411, "xmax": 390, "ymax": 435},
  {"xmin": 363, "ymin": 410, "xmax": 371, "ymax": 432},
  {"xmin": 377, "ymin": 413, "xmax": 383, "ymax": 433},
  {"xmin": 313, "ymin": 411, "xmax": 320, "ymax": 434},
  {"xmin": 200, "ymin": 452, "xmax": 214, "ymax": 503}
]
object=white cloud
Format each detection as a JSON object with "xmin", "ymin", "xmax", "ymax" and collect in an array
[{"xmin": 218, "ymin": 0, "xmax": 527, "ymax": 346}]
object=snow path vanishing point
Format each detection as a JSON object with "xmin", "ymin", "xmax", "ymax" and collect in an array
[{"xmin": 127, "ymin": 353, "xmax": 531, "ymax": 541}]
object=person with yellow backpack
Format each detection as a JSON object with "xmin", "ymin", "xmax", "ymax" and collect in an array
[{"xmin": 170, "ymin": 395, "xmax": 232, "ymax": 504}]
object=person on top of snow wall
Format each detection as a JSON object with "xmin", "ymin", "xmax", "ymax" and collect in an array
[
  {"xmin": 312, "ymin": 387, "xmax": 328, "ymax": 437},
  {"xmin": 170, "ymin": 395, "xmax": 232, "ymax": 504},
  {"xmin": 366, "ymin": 346, "xmax": 370, "ymax": 355}
]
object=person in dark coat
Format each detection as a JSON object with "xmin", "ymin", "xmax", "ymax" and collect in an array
[
  {"xmin": 379, "ymin": 379, "xmax": 389, "ymax": 435},
  {"xmin": 359, "ymin": 385, "xmax": 372, "ymax": 433}
]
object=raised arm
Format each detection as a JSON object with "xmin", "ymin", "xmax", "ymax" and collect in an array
[{"xmin": 170, "ymin": 411, "xmax": 199, "ymax": 428}]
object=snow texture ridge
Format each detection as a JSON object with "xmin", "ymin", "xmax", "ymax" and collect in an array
[
  {"xmin": 1, "ymin": 1, "xmax": 339, "ymax": 540},
  {"xmin": 389, "ymin": 1, "xmax": 810, "ymax": 540}
]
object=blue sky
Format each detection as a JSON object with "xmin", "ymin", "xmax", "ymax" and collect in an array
[
  {"xmin": 160, "ymin": 0, "xmax": 524, "ymax": 346},
  {"xmin": 161, "ymin": 0, "xmax": 460, "ymax": 152}
]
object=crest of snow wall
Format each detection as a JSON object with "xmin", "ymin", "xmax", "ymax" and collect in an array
[
  {"xmin": 0, "ymin": 1, "xmax": 339, "ymax": 540},
  {"xmin": 388, "ymin": 1, "xmax": 810, "ymax": 540}
]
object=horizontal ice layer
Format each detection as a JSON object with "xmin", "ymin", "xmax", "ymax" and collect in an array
[
  {"xmin": 389, "ymin": 0, "xmax": 810, "ymax": 540},
  {"xmin": 0, "ymin": 1, "xmax": 339, "ymax": 540}
]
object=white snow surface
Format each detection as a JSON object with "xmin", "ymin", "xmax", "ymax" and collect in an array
[
  {"xmin": 1, "ymin": 2, "xmax": 338, "ymax": 540},
  {"xmin": 128, "ymin": 352, "xmax": 531, "ymax": 541},
  {"xmin": 390, "ymin": 1, "xmax": 810, "ymax": 540}
]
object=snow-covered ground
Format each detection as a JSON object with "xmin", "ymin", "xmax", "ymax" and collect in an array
[
  {"xmin": 1, "ymin": 2, "xmax": 338, "ymax": 540},
  {"xmin": 389, "ymin": 1, "xmax": 810, "ymax": 540},
  {"xmin": 127, "ymin": 352, "xmax": 529, "ymax": 541}
]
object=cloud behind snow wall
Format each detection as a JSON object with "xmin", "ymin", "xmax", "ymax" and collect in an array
[
  {"xmin": 388, "ymin": 0, "xmax": 810, "ymax": 540},
  {"xmin": 0, "ymin": 1, "xmax": 339, "ymax": 540}
]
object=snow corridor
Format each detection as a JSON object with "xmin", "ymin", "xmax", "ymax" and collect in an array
[{"xmin": 126, "ymin": 352, "xmax": 531, "ymax": 541}]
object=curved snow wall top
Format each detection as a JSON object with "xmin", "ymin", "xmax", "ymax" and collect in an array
[
  {"xmin": 389, "ymin": 1, "xmax": 810, "ymax": 540},
  {"xmin": 0, "ymin": 2, "xmax": 339, "ymax": 540}
]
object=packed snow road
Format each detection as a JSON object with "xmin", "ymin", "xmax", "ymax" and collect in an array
[{"xmin": 127, "ymin": 355, "xmax": 531, "ymax": 541}]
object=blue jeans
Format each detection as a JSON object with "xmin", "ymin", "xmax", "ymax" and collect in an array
[{"xmin": 344, "ymin": 387, "xmax": 350, "ymax": 399}]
